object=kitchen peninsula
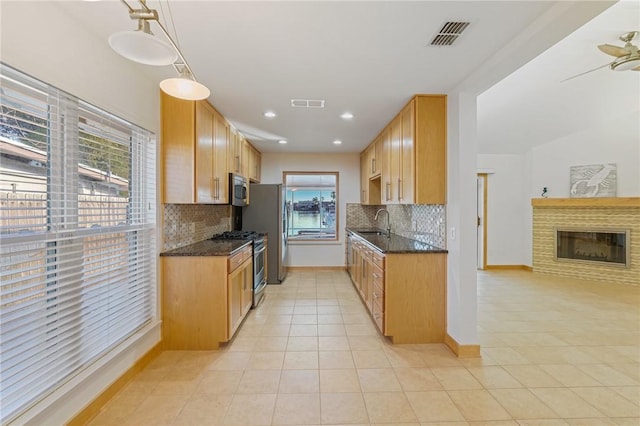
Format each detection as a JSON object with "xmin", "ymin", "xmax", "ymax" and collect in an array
[{"xmin": 346, "ymin": 228, "xmax": 447, "ymax": 344}]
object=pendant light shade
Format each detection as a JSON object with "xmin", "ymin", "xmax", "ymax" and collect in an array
[
  {"xmin": 109, "ymin": 1, "xmax": 211, "ymax": 101},
  {"xmin": 160, "ymin": 77, "xmax": 210, "ymax": 101},
  {"xmin": 108, "ymin": 20, "xmax": 177, "ymax": 66}
]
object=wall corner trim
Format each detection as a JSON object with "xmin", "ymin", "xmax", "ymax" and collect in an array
[{"xmin": 445, "ymin": 333, "xmax": 481, "ymax": 358}]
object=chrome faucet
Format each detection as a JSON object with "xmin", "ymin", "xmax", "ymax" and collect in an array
[{"xmin": 374, "ymin": 208, "xmax": 391, "ymax": 236}]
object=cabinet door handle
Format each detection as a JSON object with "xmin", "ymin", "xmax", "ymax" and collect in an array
[
  {"xmin": 214, "ymin": 177, "xmax": 220, "ymax": 199},
  {"xmin": 398, "ymin": 179, "xmax": 402, "ymax": 201},
  {"xmin": 385, "ymin": 182, "xmax": 391, "ymax": 201},
  {"xmin": 371, "ymin": 158, "xmax": 375, "ymax": 174},
  {"xmin": 211, "ymin": 177, "xmax": 216, "ymax": 198}
]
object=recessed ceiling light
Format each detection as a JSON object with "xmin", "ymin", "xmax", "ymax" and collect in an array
[
  {"xmin": 278, "ymin": 140, "xmax": 288, "ymax": 144},
  {"xmin": 264, "ymin": 111, "xmax": 277, "ymax": 118},
  {"xmin": 333, "ymin": 140, "xmax": 342, "ymax": 145},
  {"xmin": 340, "ymin": 112, "xmax": 354, "ymax": 120}
]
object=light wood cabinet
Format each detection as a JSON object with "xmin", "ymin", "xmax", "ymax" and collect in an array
[
  {"xmin": 361, "ymin": 139, "xmax": 382, "ymax": 205},
  {"xmin": 228, "ymin": 126, "xmax": 242, "ymax": 176},
  {"xmin": 346, "ymin": 233, "xmax": 446, "ymax": 344},
  {"xmin": 229, "ymin": 127, "xmax": 262, "ymax": 182},
  {"xmin": 249, "ymin": 144, "xmax": 261, "ymax": 182},
  {"xmin": 362, "ymin": 95, "xmax": 446, "ymax": 205},
  {"xmin": 161, "ymin": 92, "xmax": 229, "ymax": 204},
  {"xmin": 162, "ymin": 244, "xmax": 253, "ymax": 349},
  {"xmin": 228, "ymin": 248, "xmax": 253, "ymax": 337},
  {"xmin": 360, "ymin": 152, "xmax": 368, "ymax": 204},
  {"xmin": 400, "ymin": 101, "xmax": 414, "ymax": 203},
  {"xmin": 364, "ymin": 138, "xmax": 382, "ymax": 179},
  {"xmin": 212, "ymin": 109, "xmax": 230, "ymax": 202},
  {"xmin": 384, "ymin": 118, "xmax": 401, "ymax": 204},
  {"xmin": 241, "ymin": 137, "xmax": 250, "ymax": 179}
]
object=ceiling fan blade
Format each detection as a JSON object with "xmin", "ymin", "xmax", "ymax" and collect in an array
[
  {"xmin": 598, "ymin": 44, "xmax": 628, "ymax": 57},
  {"xmin": 561, "ymin": 62, "xmax": 612, "ymax": 82}
]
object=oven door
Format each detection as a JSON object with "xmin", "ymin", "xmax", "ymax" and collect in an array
[{"xmin": 252, "ymin": 243, "xmax": 267, "ymax": 307}]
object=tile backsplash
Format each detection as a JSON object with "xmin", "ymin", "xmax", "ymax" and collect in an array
[
  {"xmin": 163, "ymin": 204, "xmax": 232, "ymax": 251},
  {"xmin": 346, "ymin": 203, "xmax": 446, "ymax": 249}
]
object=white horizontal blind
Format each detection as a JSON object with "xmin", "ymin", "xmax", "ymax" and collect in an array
[{"xmin": 0, "ymin": 64, "xmax": 156, "ymax": 423}]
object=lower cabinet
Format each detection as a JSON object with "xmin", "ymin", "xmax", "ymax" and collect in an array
[
  {"xmin": 228, "ymin": 254, "xmax": 253, "ymax": 338},
  {"xmin": 346, "ymin": 234, "xmax": 446, "ymax": 344},
  {"xmin": 162, "ymin": 245, "xmax": 253, "ymax": 349}
]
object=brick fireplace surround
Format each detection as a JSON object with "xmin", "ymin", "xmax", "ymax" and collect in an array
[{"xmin": 532, "ymin": 197, "xmax": 639, "ymax": 286}]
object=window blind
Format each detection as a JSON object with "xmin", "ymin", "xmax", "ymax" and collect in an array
[{"xmin": 0, "ymin": 64, "xmax": 157, "ymax": 423}]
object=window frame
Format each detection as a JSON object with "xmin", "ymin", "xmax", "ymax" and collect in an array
[{"xmin": 283, "ymin": 171, "xmax": 339, "ymax": 242}]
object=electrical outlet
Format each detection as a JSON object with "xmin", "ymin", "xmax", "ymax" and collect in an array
[
  {"xmin": 412, "ymin": 220, "xmax": 418, "ymax": 231},
  {"xmin": 450, "ymin": 227, "xmax": 456, "ymax": 240}
]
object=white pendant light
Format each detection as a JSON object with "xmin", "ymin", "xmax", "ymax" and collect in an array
[
  {"xmin": 109, "ymin": 0, "xmax": 211, "ymax": 101},
  {"xmin": 160, "ymin": 71, "xmax": 210, "ymax": 101},
  {"xmin": 108, "ymin": 19, "xmax": 177, "ymax": 66}
]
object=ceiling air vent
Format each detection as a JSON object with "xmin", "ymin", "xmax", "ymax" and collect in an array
[
  {"xmin": 429, "ymin": 21, "xmax": 470, "ymax": 46},
  {"xmin": 291, "ymin": 99, "xmax": 325, "ymax": 108}
]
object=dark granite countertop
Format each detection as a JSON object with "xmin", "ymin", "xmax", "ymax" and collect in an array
[
  {"xmin": 160, "ymin": 239, "xmax": 251, "ymax": 257},
  {"xmin": 347, "ymin": 227, "xmax": 447, "ymax": 254}
]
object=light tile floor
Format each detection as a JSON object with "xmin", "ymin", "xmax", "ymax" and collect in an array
[{"xmin": 89, "ymin": 269, "xmax": 640, "ymax": 425}]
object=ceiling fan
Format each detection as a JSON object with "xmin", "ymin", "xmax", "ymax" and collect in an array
[{"xmin": 562, "ymin": 31, "xmax": 640, "ymax": 82}]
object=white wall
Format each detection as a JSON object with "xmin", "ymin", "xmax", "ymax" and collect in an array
[
  {"xmin": 0, "ymin": 2, "xmax": 160, "ymax": 132},
  {"xmin": 530, "ymin": 111, "xmax": 640, "ymax": 198},
  {"xmin": 477, "ymin": 154, "xmax": 528, "ymax": 266},
  {"xmin": 1, "ymin": 2, "xmax": 162, "ymax": 424},
  {"xmin": 261, "ymin": 152, "xmax": 360, "ymax": 267},
  {"xmin": 446, "ymin": 93, "xmax": 479, "ymax": 347}
]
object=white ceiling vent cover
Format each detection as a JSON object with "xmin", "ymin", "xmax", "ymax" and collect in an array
[
  {"xmin": 430, "ymin": 21, "xmax": 470, "ymax": 46},
  {"xmin": 291, "ymin": 99, "xmax": 325, "ymax": 108}
]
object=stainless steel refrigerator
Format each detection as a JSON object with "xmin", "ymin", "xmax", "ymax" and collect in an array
[{"xmin": 242, "ymin": 184, "xmax": 288, "ymax": 283}]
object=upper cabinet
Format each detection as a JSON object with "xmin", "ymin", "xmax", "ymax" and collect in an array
[
  {"xmin": 228, "ymin": 128, "xmax": 260, "ymax": 182},
  {"xmin": 241, "ymin": 137, "xmax": 250, "ymax": 179},
  {"xmin": 363, "ymin": 137, "xmax": 381, "ymax": 180},
  {"xmin": 162, "ymin": 92, "xmax": 228, "ymax": 204},
  {"xmin": 161, "ymin": 92, "xmax": 261, "ymax": 203},
  {"xmin": 363, "ymin": 95, "xmax": 446, "ymax": 205},
  {"xmin": 248, "ymin": 145, "xmax": 262, "ymax": 183},
  {"xmin": 228, "ymin": 126, "xmax": 242, "ymax": 175}
]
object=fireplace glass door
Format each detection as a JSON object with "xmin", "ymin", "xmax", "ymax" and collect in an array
[{"xmin": 555, "ymin": 228, "xmax": 629, "ymax": 267}]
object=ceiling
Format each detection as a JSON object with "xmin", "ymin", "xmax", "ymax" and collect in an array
[
  {"xmin": 478, "ymin": 0, "xmax": 640, "ymax": 155},
  {"xmin": 53, "ymin": 0, "xmax": 635, "ymax": 154}
]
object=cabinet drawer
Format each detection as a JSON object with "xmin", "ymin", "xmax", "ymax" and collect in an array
[
  {"xmin": 228, "ymin": 245, "xmax": 252, "ymax": 272},
  {"xmin": 372, "ymin": 251, "xmax": 385, "ymax": 269},
  {"xmin": 372, "ymin": 302, "xmax": 384, "ymax": 333},
  {"xmin": 372, "ymin": 282, "xmax": 384, "ymax": 311},
  {"xmin": 371, "ymin": 264, "xmax": 384, "ymax": 288}
]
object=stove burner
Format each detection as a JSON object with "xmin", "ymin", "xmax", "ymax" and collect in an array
[{"xmin": 212, "ymin": 231, "xmax": 260, "ymax": 241}]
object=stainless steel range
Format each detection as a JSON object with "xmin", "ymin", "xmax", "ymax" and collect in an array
[{"xmin": 212, "ymin": 231, "xmax": 267, "ymax": 307}]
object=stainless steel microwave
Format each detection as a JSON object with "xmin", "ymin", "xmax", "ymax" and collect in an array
[{"xmin": 230, "ymin": 173, "xmax": 248, "ymax": 206}]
